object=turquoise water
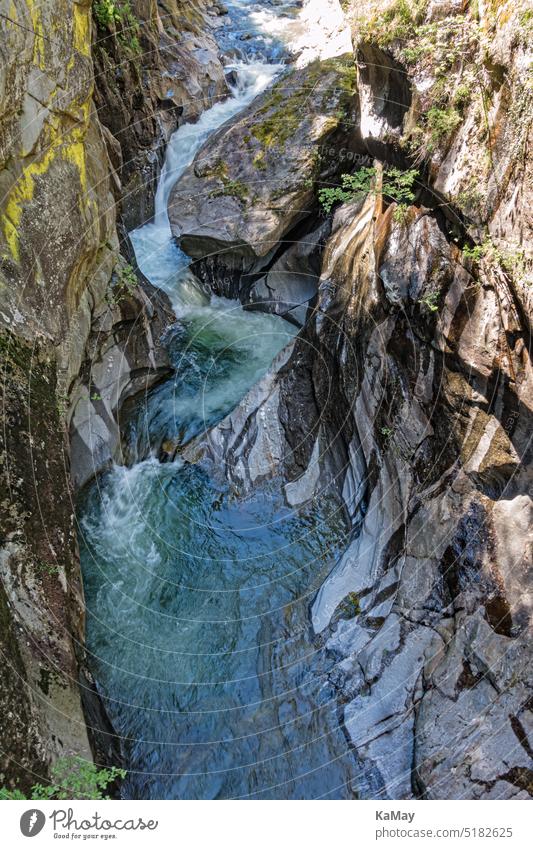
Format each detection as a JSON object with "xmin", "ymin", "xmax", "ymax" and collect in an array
[
  {"xmin": 79, "ymin": 459, "xmax": 355, "ymax": 798},
  {"xmin": 121, "ymin": 286, "xmax": 295, "ymax": 458}
]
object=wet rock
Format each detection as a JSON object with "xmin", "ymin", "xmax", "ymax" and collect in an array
[
  {"xmin": 93, "ymin": 0, "xmax": 229, "ymax": 230},
  {"xmin": 69, "ymin": 273, "xmax": 174, "ymax": 490},
  {"xmin": 247, "ymin": 221, "xmax": 329, "ymax": 324},
  {"xmin": 168, "ymin": 55, "xmax": 357, "ymax": 295},
  {"xmin": 0, "ymin": 0, "xmax": 175, "ymax": 789}
]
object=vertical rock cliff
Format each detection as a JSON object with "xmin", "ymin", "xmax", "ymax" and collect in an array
[
  {"xmin": 0, "ymin": 0, "xmax": 224, "ymax": 791},
  {"xmin": 0, "ymin": 0, "xmax": 118, "ymax": 791},
  {"xmin": 0, "ymin": 0, "xmax": 531, "ymax": 799}
]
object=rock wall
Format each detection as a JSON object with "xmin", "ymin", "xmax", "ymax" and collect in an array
[
  {"xmin": 0, "ymin": 0, "xmax": 220, "ymax": 791},
  {"xmin": 93, "ymin": 0, "xmax": 228, "ymax": 230},
  {"xmin": 0, "ymin": 0, "xmax": 531, "ymax": 799},
  {"xmin": 0, "ymin": 0, "xmax": 120, "ymax": 792},
  {"xmin": 178, "ymin": 0, "xmax": 533, "ymax": 799}
]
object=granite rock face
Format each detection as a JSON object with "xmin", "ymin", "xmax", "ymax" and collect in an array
[
  {"xmin": 168, "ymin": 54, "xmax": 357, "ymax": 296},
  {"xmin": 0, "ymin": 0, "xmax": 215, "ymax": 790},
  {"xmin": 69, "ymin": 271, "xmax": 174, "ymax": 490},
  {"xmin": 0, "ymin": 0, "xmax": 119, "ymax": 790},
  {"xmin": 0, "ymin": 0, "xmax": 531, "ymax": 800},
  {"xmin": 183, "ymin": 0, "xmax": 533, "ymax": 799}
]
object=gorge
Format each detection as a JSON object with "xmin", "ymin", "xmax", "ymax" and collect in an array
[{"xmin": 0, "ymin": 0, "xmax": 532, "ymax": 801}]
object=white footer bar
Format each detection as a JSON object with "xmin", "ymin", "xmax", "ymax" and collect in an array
[{"xmin": 3, "ymin": 799, "xmax": 530, "ymax": 848}]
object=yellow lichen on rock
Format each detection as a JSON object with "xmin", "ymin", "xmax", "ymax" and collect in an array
[
  {"xmin": 71, "ymin": 2, "xmax": 91, "ymax": 61},
  {"xmin": 27, "ymin": 0, "xmax": 46, "ymax": 70},
  {"xmin": 2, "ymin": 101, "xmax": 91, "ymax": 262}
]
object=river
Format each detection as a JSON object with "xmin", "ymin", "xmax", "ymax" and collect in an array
[{"xmin": 77, "ymin": 0, "xmax": 357, "ymax": 800}]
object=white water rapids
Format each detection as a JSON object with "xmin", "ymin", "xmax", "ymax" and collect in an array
[{"xmin": 129, "ymin": 59, "xmax": 283, "ymax": 301}]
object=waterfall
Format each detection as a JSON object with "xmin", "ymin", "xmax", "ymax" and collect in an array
[{"xmin": 129, "ymin": 59, "xmax": 283, "ymax": 306}]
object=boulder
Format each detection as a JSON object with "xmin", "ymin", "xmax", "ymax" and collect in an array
[
  {"xmin": 246, "ymin": 220, "xmax": 329, "ymax": 324},
  {"xmin": 168, "ymin": 55, "xmax": 357, "ymax": 295}
]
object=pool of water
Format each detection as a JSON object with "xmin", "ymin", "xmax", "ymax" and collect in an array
[{"xmin": 79, "ymin": 459, "xmax": 355, "ymax": 799}]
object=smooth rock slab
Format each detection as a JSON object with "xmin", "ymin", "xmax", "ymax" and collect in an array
[{"xmin": 168, "ymin": 55, "xmax": 357, "ymax": 287}]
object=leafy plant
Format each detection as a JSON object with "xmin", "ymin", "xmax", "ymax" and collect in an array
[
  {"xmin": 453, "ymin": 82, "xmax": 472, "ymax": 112},
  {"xmin": 425, "ymin": 106, "xmax": 462, "ymax": 145},
  {"xmin": 117, "ymin": 262, "xmax": 138, "ymax": 293},
  {"xmin": 463, "ymin": 238, "xmax": 530, "ymax": 285},
  {"xmin": 401, "ymin": 44, "xmax": 426, "ymax": 64},
  {"xmin": 0, "ymin": 788, "xmax": 26, "ymax": 799},
  {"xmin": 383, "ymin": 167, "xmax": 419, "ymax": 203},
  {"xmin": 93, "ymin": 1, "xmax": 141, "ymax": 53},
  {"xmin": 56, "ymin": 390, "xmax": 70, "ymax": 417},
  {"xmin": 394, "ymin": 14, "xmax": 482, "ymax": 156},
  {"xmin": 319, "ymin": 167, "xmax": 375, "ymax": 213},
  {"xmin": 93, "ymin": 0, "xmax": 119, "ymax": 29},
  {"xmin": 253, "ymin": 152, "xmax": 267, "ymax": 171},
  {"xmin": 0, "ymin": 757, "xmax": 126, "ymax": 800},
  {"xmin": 93, "ymin": 0, "xmax": 122, "ymax": 28},
  {"xmin": 418, "ymin": 291, "xmax": 440, "ymax": 312},
  {"xmin": 319, "ymin": 167, "xmax": 418, "ymax": 214},
  {"xmin": 462, "ymin": 243, "xmax": 486, "ymax": 262},
  {"xmin": 107, "ymin": 261, "xmax": 138, "ymax": 307},
  {"xmin": 392, "ymin": 203, "xmax": 410, "ymax": 225}
]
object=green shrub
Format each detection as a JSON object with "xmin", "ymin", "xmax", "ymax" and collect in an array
[
  {"xmin": 456, "ymin": 181, "xmax": 486, "ymax": 219},
  {"xmin": 426, "ymin": 106, "xmax": 462, "ymax": 144},
  {"xmin": 0, "ymin": 757, "xmax": 126, "ymax": 800},
  {"xmin": 319, "ymin": 166, "xmax": 418, "ymax": 214},
  {"xmin": 93, "ymin": 0, "xmax": 122, "ymax": 28},
  {"xmin": 462, "ymin": 243, "xmax": 486, "ymax": 262},
  {"xmin": 338, "ymin": 591, "xmax": 361, "ymax": 619}
]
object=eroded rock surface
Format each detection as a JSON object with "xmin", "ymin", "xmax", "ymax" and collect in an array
[
  {"xmin": 0, "ymin": 1, "xmax": 177, "ymax": 789},
  {"xmin": 69, "ymin": 270, "xmax": 174, "ymax": 490},
  {"xmin": 168, "ymin": 54, "xmax": 357, "ymax": 295},
  {"xmin": 183, "ymin": 0, "xmax": 533, "ymax": 800},
  {"xmin": 1, "ymin": 0, "xmax": 531, "ymax": 801},
  {"xmin": 93, "ymin": 0, "xmax": 229, "ymax": 230}
]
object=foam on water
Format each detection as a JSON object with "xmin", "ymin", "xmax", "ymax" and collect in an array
[{"xmin": 129, "ymin": 59, "xmax": 283, "ymax": 304}]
